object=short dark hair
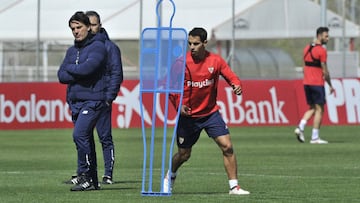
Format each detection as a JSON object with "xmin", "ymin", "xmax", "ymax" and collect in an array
[
  {"xmin": 316, "ymin": 27, "xmax": 329, "ymax": 36},
  {"xmin": 189, "ymin": 27, "xmax": 207, "ymax": 42},
  {"xmin": 85, "ymin": 10, "xmax": 101, "ymax": 24},
  {"xmin": 68, "ymin": 11, "xmax": 90, "ymax": 27}
]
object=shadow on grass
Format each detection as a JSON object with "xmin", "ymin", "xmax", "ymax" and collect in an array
[
  {"xmin": 99, "ymin": 180, "xmax": 141, "ymax": 191},
  {"xmin": 174, "ymin": 191, "xmax": 225, "ymax": 195},
  {"xmin": 112, "ymin": 180, "xmax": 141, "ymax": 184},
  {"xmin": 99, "ymin": 187, "xmax": 136, "ymax": 191},
  {"xmin": 326, "ymin": 140, "xmax": 346, "ymax": 143}
]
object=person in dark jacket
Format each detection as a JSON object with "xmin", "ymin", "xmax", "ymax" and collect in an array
[
  {"xmin": 58, "ymin": 11, "xmax": 108, "ymax": 191},
  {"xmin": 85, "ymin": 10, "xmax": 123, "ymax": 185},
  {"xmin": 63, "ymin": 11, "xmax": 123, "ymax": 188}
]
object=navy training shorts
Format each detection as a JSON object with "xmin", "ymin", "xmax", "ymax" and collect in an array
[
  {"xmin": 176, "ymin": 111, "xmax": 229, "ymax": 148},
  {"xmin": 304, "ymin": 85, "xmax": 326, "ymax": 105}
]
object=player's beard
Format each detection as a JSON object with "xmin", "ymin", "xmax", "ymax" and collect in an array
[
  {"xmin": 321, "ymin": 38, "xmax": 328, "ymax": 45},
  {"xmin": 191, "ymin": 49, "xmax": 205, "ymax": 61},
  {"xmin": 191, "ymin": 51, "xmax": 200, "ymax": 61}
]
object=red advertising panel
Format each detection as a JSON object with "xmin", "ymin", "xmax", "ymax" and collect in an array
[
  {"xmin": 0, "ymin": 79, "xmax": 359, "ymax": 129},
  {"xmin": 217, "ymin": 80, "xmax": 299, "ymax": 126},
  {"xmin": 0, "ymin": 83, "xmax": 72, "ymax": 129}
]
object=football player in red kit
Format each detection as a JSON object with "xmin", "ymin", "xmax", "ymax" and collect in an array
[
  {"xmin": 294, "ymin": 27, "xmax": 334, "ymax": 144},
  {"xmin": 164, "ymin": 27, "xmax": 250, "ymax": 195}
]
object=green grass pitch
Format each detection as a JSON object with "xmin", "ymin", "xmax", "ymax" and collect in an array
[{"xmin": 0, "ymin": 126, "xmax": 359, "ymax": 203}]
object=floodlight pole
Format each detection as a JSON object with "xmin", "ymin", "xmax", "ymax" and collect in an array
[
  {"xmin": 320, "ymin": 0, "xmax": 327, "ymax": 26},
  {"xmin": 140, "ymin": 0, "xmax": 143, "ymax": 36},
  {"xmin": 230, "ymin": 0, "xmax": 235, "ymax": 69},
  {"xmin": 36, "ymin": 0, "xmax": 40, "ymax": 81},
  {"xmin": 341, "ymin": 0, "xmax": 346, "ymax": 77}
]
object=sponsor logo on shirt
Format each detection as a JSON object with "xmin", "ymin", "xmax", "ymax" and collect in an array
[
  {"xmin": 186, "ymin": 79, "xmax": 214, "ymax": 88},
  {"xmin": 208, "ymin": 67, "xmax": 214, "ymax": 73}
]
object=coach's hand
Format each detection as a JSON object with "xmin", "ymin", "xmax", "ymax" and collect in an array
[{"xmin": 180, "ymin": 105, "xmax": 192, "ymax": 116}]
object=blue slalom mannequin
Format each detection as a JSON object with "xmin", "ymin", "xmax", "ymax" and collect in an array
[{"xmin": 139, "ymin": 0, "xmax": 187, "ymax": 196}]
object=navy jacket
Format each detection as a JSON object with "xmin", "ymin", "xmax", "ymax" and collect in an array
[
  {"xmin": 99, "ymin": 28, "xmax": 123, "ymax": 102},
  {"xmin": 58, "ymin": 32, "xmax": 107, "ymax": 101}
]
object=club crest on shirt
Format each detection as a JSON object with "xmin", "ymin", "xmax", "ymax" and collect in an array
[
  {"xmin": 208, "ymin": 67, "xmax": 214, "ymax": 73},
  {"xmin": 178, "ymin": 137, "xmax": 184, "ymax": 144}
]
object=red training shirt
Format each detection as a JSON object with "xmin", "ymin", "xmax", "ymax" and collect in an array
[
  {"xmin": 303, "ymin": 43, "xmax": 327, "ymax": 86},
  {"xmin": 170, "ymin": 51, "xmax": 241, "ymax": 117}
]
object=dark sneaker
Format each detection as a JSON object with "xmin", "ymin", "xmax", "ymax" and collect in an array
[
  {"xmin": 70, "ymin": 174, "xmax": 99, "ymax": 191},
  {"xmin": 102, "ymin": 175, "xmax": 113, "ymax": 184},
  {"xmin": 64, "ymin": 175, "xmax": 79, "ymax": 185}
]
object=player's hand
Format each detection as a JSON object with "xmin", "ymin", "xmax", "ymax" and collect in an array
[
  {"xmin": 232, "ymin": 84, "xmax": 242, "ymax": 95},
  {"xmin": 329, "ymin": 86, "xmax": 335, "ymax": 94},
  {"xmin": 180, "ymin": 105, "xmax": 192, "ymax": 116}
]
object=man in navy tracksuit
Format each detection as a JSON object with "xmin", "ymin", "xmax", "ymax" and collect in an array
[
  {"xmin": 86, "ymin": 10, "xmax": 123, "ymax": 185},
  {"xmin": 58, "ymin": 11, "xmax": 108, "ymax": 191}
]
